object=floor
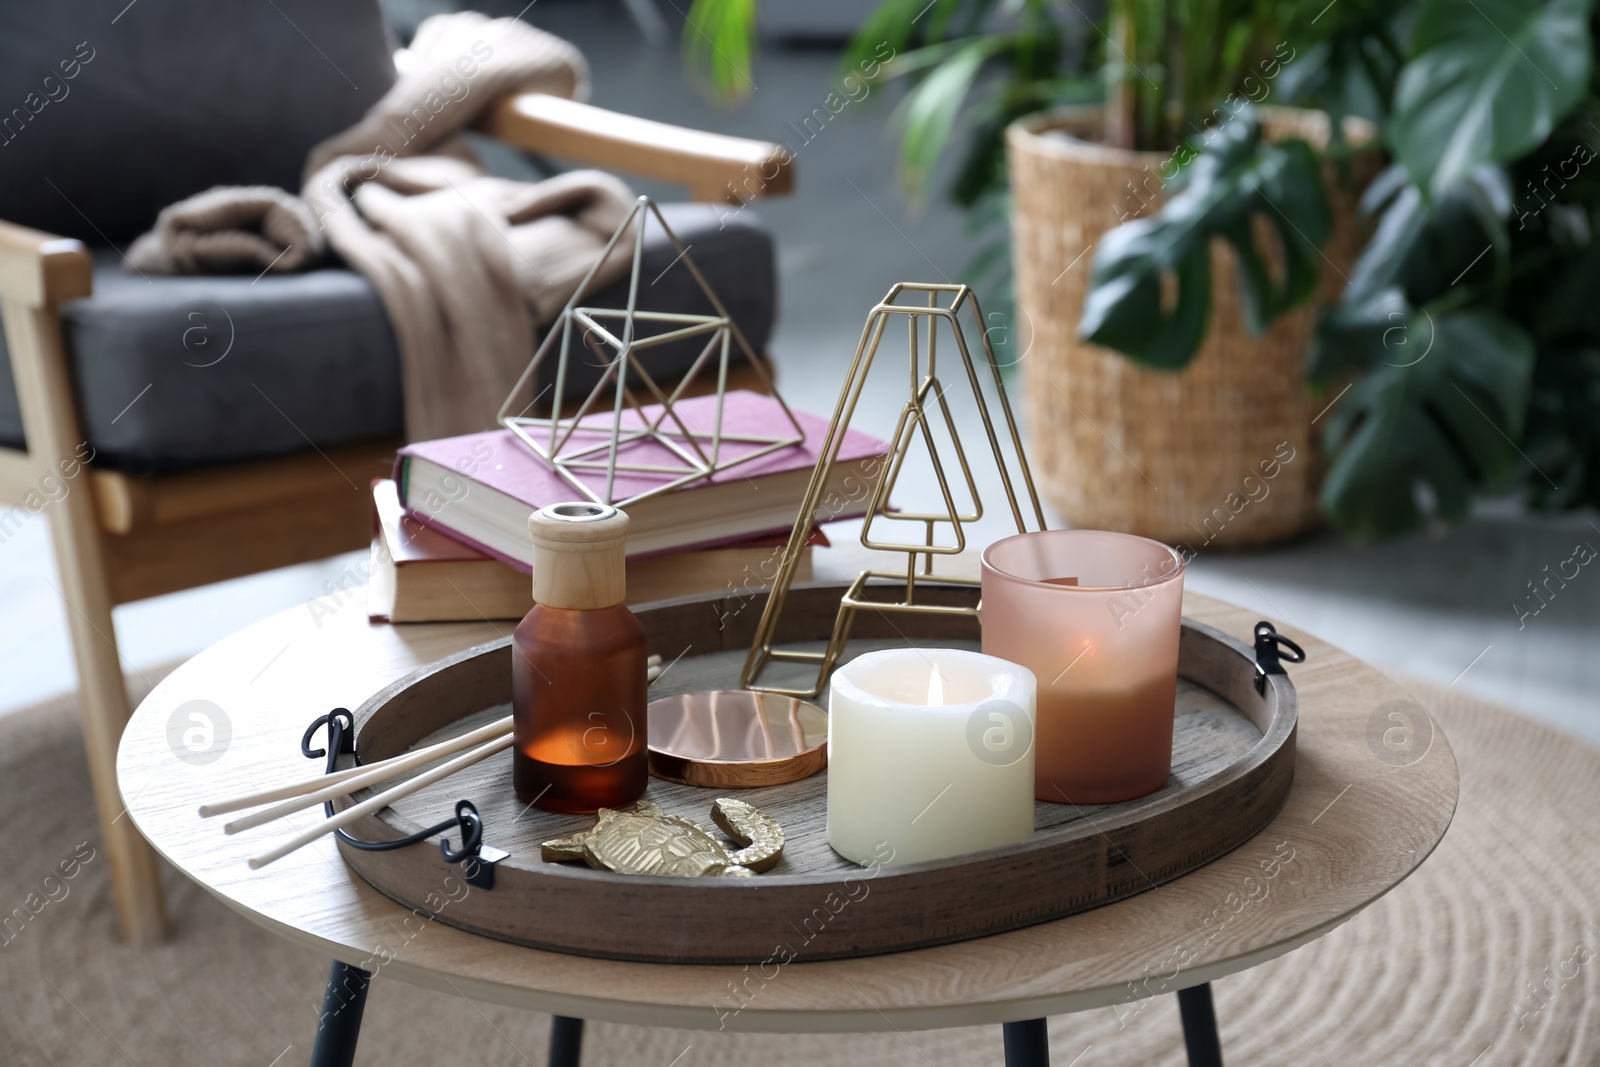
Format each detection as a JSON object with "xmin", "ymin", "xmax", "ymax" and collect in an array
[{"xmin": 1, "ymin": 0, "xmax": 1596, "ymax": 745}]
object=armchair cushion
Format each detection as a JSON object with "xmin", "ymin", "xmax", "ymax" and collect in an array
[{"xmin": 0, "ymin": 203, "xmax": 776, "ymax": 473}]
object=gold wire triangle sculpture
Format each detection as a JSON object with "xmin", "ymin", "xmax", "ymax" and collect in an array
[
  {"xmin": 742, "ymin": 282, "xmax": 1048, "ymax": 698},
  {"xmin": 858, "ymin": 377, "xmax": 982, "ymax": 551},
  {"xmin": 496, "ymin": 195, "xmax": 806, "ymax": 508}
]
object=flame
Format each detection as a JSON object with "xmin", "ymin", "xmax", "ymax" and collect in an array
[{"xmin": 926, "ymin": 666, "xmax": 945, "ymax": 706}]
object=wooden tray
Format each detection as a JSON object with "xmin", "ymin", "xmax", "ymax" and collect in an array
[{"xmin": 335, "ymin": 583, "xmax": 1297, "ymax": 964}]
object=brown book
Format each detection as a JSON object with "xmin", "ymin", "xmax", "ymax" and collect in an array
[{"xmin": 367, "ymin": 480, "xmax": 816, "ymax": 622}]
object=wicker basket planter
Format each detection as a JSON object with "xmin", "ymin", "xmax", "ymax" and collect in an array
[{"xmin": 1007, "ymin": 106, "xmax": 1372, "ymax": 549}]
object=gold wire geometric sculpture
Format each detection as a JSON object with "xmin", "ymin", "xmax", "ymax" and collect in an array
[
  {"xmin": 741, "ymin": 282, "xmax": 1048, "ymax": 698},
  {"xmin": 496, "ymin": 195, "xmax": 805, "ymax": 508}
]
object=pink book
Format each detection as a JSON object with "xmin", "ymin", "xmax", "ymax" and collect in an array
[{"xmin": 395, "ymin": 391, "xmax": 886, "ymax": 567}]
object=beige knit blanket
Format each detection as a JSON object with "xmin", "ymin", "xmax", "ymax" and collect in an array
[{"xmin": 129, "ymin": 13, "xmax": 637, "ymax": 440}]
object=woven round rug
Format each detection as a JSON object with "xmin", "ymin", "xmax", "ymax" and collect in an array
[{"xmin": 1, "ymin": 675, "xmax": 1595, "ymax": 1066}]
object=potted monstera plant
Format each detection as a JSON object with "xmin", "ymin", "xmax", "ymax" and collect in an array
[
  {"xmin": 1001, "ymin": 21, "xmax": 1380, "ymax": 549},
  {"xmin": 688, "ymin": 0, "xmax": 1383, "ymax": 546},
  {"xmin": 686, "ymin": 0, "xmax": 1600, "ymax": 543}
]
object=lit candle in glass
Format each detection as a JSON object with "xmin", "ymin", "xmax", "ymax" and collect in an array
[
  {"xmin": 826, "ymin": 648, "xmax": 1036, "ymax": 867},
  {"xmin": 981, "ymin": 530, "xmax": 1184, "ymax": 804}
]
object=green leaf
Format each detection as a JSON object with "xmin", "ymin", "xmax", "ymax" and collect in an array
[
  {"xmin": 1309, "ymin": 286, "xmax": 1414, "ymax": 382},
  {"xmin": 1318, "ymin": 309, "xmax": 1537, "ymax": 541},
  {"xmin": 1533, "ymin": 229, "xmax": 1600, "ymax": 340},
  {"xmin": 1389, "ymin": 0, "xmax": 1593, "ymax": 198},
  {"xmin": 1339, "ymin": 164, "xmax": 1512, "ymax": 307},
  {"xmin": 1079, "ymin": 229, "xmax": 1215, "ymax": 368},
  {"xmin": 842, "ymin": 0, "xmax": 914, "ymax": 75},
  {"xmin": 842, "ymin": 0, "xmax": 974, "ymax": 79},
  {"xmin": 1342, "ymin": 178, "xmax": 1429, "ymax": 302},
  {"xmin": 682, "ymin": 0, "xmax": 759, "ymax": 101},
  {"xmin": 869, "ymin": 36, "xmax": 985, "ymax": 80},
  {"xmin": 950, "ymin": 77, "xmax": 1099, "ymax": 207},
  {"xmin": 1079, "ymin": 109, "xmax": 1331, "ymax": 369},
  {"xmin": 1524, "ymin": 343, "xmax": 1600, "ymax": 508},
  {"xmin": 893, "ymin": 38, "xmax": 1003, "ymax": 199},
  {"xmin": 1275, "ymin": 3, "xmax": 1408, "ymax": 126}
]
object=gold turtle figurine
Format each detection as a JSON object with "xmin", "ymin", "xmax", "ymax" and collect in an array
[
  {"xmin": 539, "ymin": 799, "xmax": 667, "ymax": 863},
  {"xmin": 541, "ymin": 798, "xmax": 784, "ymax": 877}
]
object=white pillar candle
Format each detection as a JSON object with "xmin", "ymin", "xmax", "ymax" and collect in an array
[{"xmin": 827, "ymin": 647, "xmax": 1036, "ymax": 866}]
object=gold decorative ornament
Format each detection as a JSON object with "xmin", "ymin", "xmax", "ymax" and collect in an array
[
  {"xmin": 541, "ymin": 798, "xmax": 785, "ymax": 877},
  {"xmin": 742, "ymin": 282, "xmax": 1048, "ymax": 698},
  {"xmin": 709, "ymin": 798, "xmax": 785, "ymax": 873},
  {"xmin": 496, "ymin": 195, "xmax": 806, "ymax": 508}
]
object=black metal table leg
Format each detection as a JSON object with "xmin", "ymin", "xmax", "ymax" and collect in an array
[
  {"xmin": 310, "ymin": 961, "xmax": 371, "ymax": 1067},
  {"xmin": 1177, "ymin": 983, "xmax": 1224, "ymax": 1067},
  {"xmin": 550, "ymin": 1015, "xmax": 585, "ymax": 1067},
  {"xmin": 1002, "ymin": 1018, "xmax": 1050, "ymax": 1067}
]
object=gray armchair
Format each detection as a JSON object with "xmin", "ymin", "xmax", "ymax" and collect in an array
[{"xmin": 0, "ymin": 0, "xmax": 791, "ymax": 941}]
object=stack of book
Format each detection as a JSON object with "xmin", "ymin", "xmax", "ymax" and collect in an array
[{"xmin": 368, "ymin": 391, "xmax": 885, "ymax": 622}]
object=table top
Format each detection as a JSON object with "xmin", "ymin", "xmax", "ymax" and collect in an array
[{"xmin": 117, "ymin": 550, "xmax": 1458, "ymax": 1033}]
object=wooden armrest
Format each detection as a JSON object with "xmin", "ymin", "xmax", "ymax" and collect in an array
[
  {"xmin": 479, "ymin": 93, "xmax": 793, "ymax": 205},
  {"xmin": 0, "ymin": 219, "xmax": 92, "ymax": 308}
]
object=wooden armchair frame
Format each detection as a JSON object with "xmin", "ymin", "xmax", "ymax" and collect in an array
[{"xmin": 0, "ymin": 93, "xmax": 793, "ymax": 943}]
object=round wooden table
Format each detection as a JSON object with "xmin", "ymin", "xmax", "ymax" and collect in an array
[{"xmin": 117, "ymin": 584, "xmax": 1457, "ymax": 1066}]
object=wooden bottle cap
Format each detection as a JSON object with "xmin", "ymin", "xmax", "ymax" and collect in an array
[{"xmin": 528, "ymin": 502, "xmax": 629, "ymax": 610}]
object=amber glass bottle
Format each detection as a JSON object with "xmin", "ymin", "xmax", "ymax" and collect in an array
[{"xmin": 512, "ymin": 502, "xmax": 648, "ymax": 812}]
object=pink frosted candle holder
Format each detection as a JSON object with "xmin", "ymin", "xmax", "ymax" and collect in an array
[{"xmin": 980, "ymin": 530, "xmax": 1185, "ymax": 804}]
